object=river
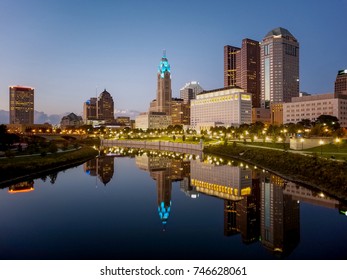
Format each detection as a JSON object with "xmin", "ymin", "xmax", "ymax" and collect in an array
[{"xmin": 0, "ymin": 148, "xmax": 346, "ymax": 260}]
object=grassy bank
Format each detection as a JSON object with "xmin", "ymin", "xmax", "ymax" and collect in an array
[
  {"xmin": 204, "ymin": 143, "xmax": 347, "ymax": 202},
  {"xmin": 0, "ymin": 146, "xmax": 98, "ymax": 185}
]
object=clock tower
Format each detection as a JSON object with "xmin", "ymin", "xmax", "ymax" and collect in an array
[{"xmin": 156, "ymin": 51, "xmax": 172, "ymax": 115}]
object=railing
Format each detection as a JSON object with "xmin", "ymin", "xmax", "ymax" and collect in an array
[{"xmin": 101, "ymin": 139, "xmax": 203, "ymax": 154}]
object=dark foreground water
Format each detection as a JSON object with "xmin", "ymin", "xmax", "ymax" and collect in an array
[{"xmin": 1, "ymin": 150, "xmax": 347, "ymax": 260}]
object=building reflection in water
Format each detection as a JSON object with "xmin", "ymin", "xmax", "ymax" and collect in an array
[
  {"xmin": 8, "ymin": 181, "xmax": 34, "ymax": 194},
  {"xmin": 260, "ymin": 175, "xmax": 300, "ymax": 257},
  {"xmin": 84, "ymin": 156, "xmax": 115, "ymax": 186},
  {"xmin": 136, "ymin": 154, "xmax": 191, "ymax": 226},
  {"xmin": 84, "ymin": 148, "xmax": 345, "ymax": 257}
]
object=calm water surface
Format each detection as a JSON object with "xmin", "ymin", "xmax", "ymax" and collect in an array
[{"xmin": 1, "ymin": 150, "xmax": 347, "ymax": 260}]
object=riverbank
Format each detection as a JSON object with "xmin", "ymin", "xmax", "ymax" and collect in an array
[
  {"xmin": 204, "ymin": 143, "xmax": 347, "ymax": 202},
  {"xmin": 0, "ymin": 146, "xmax": 98, "ymax": 186}
]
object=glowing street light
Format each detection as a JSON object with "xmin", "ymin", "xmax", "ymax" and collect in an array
[
  {"xmin": 335, "ymin": 138, "xmax": 341, "ymax": 152},
  {"xmin": 319, "ymin": 140, "xmax": 324, "ymax": 155}
]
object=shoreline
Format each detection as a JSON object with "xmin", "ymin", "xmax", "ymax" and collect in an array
[
  {"xmin": 0, "ymin": 146, "xmax": 98, "ymax": 187},
  {"xmin": 204, "ymin": 144, "xmax": 347, "ymax": 203}
]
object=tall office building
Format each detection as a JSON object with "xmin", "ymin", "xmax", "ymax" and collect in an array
[
  {"xmin": 180, "ymin": 81, "xmax": 204, "ymax": 104},
  {"xmin": 335, "ymin": 69, "xmax": 347, "ymax": 97},
  {"xmin": 260, "ymin": 27, "xmax": 299, "ymax": 108},
  {"xmin": 83, "ymin": 90, "xmax": 115, "ymax": 124},
  {"xmin": 171, "ymin": 98, "xmax": 190, "ymax": 125},
  {"xmin": 83, "ymin": 97, "xmax": 97, "ymax": 122},
  {"xmin": 224, "ymin": 39, "xmax": 260, "ymax": 108},
  {"xmin": 97, "ymin": 89, "xmax": 115, "ymax": 121},
  {"xmin": 156, "ymin": 51, "xmax": 172, "ymax": 115},
  {"xmin": 9, "ymin": 86, "xmax": 34, "ymax": 124},
  {"xmin": 224, "ymin": 45, "xmax": 241, "ymax": 88}
]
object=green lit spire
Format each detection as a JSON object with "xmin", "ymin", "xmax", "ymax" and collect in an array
[{"xmin": 158, "ymin": 50, "xmax": 171, "ymax": 78}]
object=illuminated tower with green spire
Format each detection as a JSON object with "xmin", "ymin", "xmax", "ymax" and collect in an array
[{"xmin": 156, "ymin": 50, "xmax": 172, "ymax": 115}]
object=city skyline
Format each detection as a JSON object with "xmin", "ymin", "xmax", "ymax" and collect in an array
[{"xmin": 0, "ymin": 0, "xmax": 346, "ymax": 116}]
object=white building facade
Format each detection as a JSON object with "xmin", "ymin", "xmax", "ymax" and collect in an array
[
  {"xmin": 283, "ymin": 93, "xmax": 347, "ymax": 127},
  {"xmin": 135, "ymin": 111, "xmax": 172, "ymax": 130},
  {"xmin": 190, "ymin": 87, "xmax": 252, "ymax": 130}
]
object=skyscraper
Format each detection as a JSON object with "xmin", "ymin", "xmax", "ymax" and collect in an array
[
  {"xmin": 97, "ymin": 89, "xmax": 115, "ymax": 122},
  {"xmin": 156, "ymin": 51, "xmax": 172, "ymax": 115},
  {"xmin": 260, "ymin": 27, "xmax": 299, "ymax": 108},
  {"xmin": 224, "ymin": 45, "xmax": 240, "ymax": 88},
  {"xmin": 9, "ymin": 86, "xmax": 34, "ymax": 124},
  {"xmin": 334, "ymin": 69, "xmax": 347, "ymax": 97},
  {"xmin": 83, "ymin": 97, "xmax": 97, "ymax": 123},
  {"xmin": 224, "ymin": 39, "xmax": 261, "ymax": 108},
  {"xmin": 180, "ymin": 81, "xmax": 204, "ymax": 104}
]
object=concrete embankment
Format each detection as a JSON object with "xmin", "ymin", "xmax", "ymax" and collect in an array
[{"xmin": 101, "ymin": 139, "xmax": 204, "ymax": 156}]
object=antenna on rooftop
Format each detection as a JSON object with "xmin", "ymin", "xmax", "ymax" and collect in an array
[{"xmin": 163, "ymin": 49, "xmax": 166, "ymax": 58}]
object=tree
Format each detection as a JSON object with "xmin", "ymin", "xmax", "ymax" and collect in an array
[
  {"xmin": 0, "ymin": 125, "xmax": 20, "ymax": 151},
  {"xmin": 48, "ymin": 142, "xmax": 58, "ymax": 154},
  {"xmin": 316, "ymin": 115, "xmax": 340, "ymax": 130},
  {"xmin": 297, "ymin": 118, "xmax": 312, "ymax": 128}
]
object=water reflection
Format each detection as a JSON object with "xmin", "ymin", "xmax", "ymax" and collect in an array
[
  {"xmin": 8, "ymin": 181, "xmax": 34, "ymax": 194},
  {"xmin": 84, "ymin": 156, "xmax": 115, "ymax": 186},
  {"xmin": 79, "ymin": 147, "xmax": 343, "ymax": 258},
  {"xmin": 3, "ymin": 147, "xmax": 346, "ymax": 259},
  {"xmin": 135, "ymin": 154, "xmax": 191, "ymax": 226}
]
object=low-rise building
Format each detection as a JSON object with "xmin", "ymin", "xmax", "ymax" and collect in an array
[
  {"xmin": 135, "ymin": 111, "xmax": 171, "ymax": 130},
  {"xmin": 60, "ymin": 113, "xmax": 83, "ymax": 129},
  {"xmin": 270, "ymin": 103, "xmax": 284, "ymax": 125},
  {"xmin": 190, "ymin": 86, "xmax": 252, "ymax": 130},
  {"xmin": 252, "ymin": 108, "xmax": 271, "ymax": 124},
  {"xmin": 7, "ymin": 123, "xmax": 53, "ymax": 134},
  {"xmin": 283, "ymin": 93, "xmax": 347, "ymax": 127}
]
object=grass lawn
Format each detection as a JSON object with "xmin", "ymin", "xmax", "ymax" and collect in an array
[
  {"xmin": 304, "ymin": 143, "xmax": 347, "ymax": 160},
  {"xmin": 234, "ymin": 141, "xmax": 290, "ymax": 150}
]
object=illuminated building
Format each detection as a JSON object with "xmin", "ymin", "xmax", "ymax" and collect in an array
[
  {"xmin": 115, "ymin": 116, "xmax": 131, "ymax": 126},
  {"xmin": 270, "ymin": 103, "xmax": 284, "ymax": 125},
  {"xmin": 224, "ymin": 39, "xmax": 261, "ymax": 108},
  {"xmin": 180, "ymin": 81, "xmax": 204, "ymax": 104},
  {"xmin": 335, "ymin": 69, "xmax": 347, "ymax": 97},
  {"xmin": 171, "ymin": 98, "xmax": 190, "ymax": 125},
  {"xmin": 97, "ymin": 89, "xmax": 115, "ymax": 122},
  {"xmin": 135, "ymin": 111, "xmax": 171, "ymax": 130},
  {"xmin": 83, "ymin": 97, "xmax": 97, "ymax": 123},
  {"xmin": 9, "ymin": 86, "xmax": 34, "ymax": 125},
  {"xmin": 83, "ymin": 90, "xmax": 115, "ymax": 124},
  {"xmin": 261, "ymin": 27, "xmax": 299, "ymax": 108},
  {"xmin": 7, "ymin": 123, "xmax": 52, "ymax": 134},
  {"xmin": 151, "ymin": 51, "xmax": 172, "ymax": 115},
  {"xmin": 190, "ymin": 87, "xmax": 252, "ymax": 130},
  {"xmin": 283, "ymin": 93, "xmax": 347, "ymax": 127},
  {"xmin": 224, "ymin": 45, "xmax": 240, "ymax": 87}
]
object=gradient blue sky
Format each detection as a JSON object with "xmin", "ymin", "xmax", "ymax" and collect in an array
[{"xmin": 0, "ymin": 0, "xmax": 346, "ymax": 116}]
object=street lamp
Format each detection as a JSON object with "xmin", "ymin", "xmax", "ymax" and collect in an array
[
  {"xmin": 335, "ymin": 138, "xmax": 341, "ymax": 152},
  {"xmin": 300, "ymin": 138, "xmax": 304, "ymax": 150},
  {"xmin": 319, "ymin": 140, "xmax": 324, "ymax": 155}
]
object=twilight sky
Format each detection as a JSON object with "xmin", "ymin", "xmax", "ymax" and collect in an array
[{"xmin": 0, "ymin": 0, "xmax": 346, "ymax": 116}]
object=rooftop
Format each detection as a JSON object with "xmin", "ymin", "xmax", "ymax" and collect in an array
[{"xmin": 265, "ymin": 27, "xmax": 296, "ymax": 40}]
